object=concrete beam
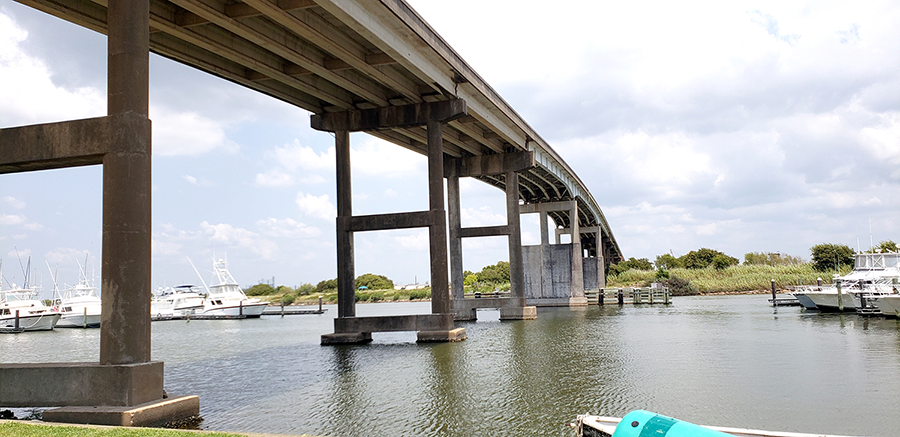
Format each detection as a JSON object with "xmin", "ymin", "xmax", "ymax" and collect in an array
[
  {"xmin": 333, "ymin": 314, "xmax": 455, "ymax": 333},
  {"xmin": 443, "ymin": 151, "xmax": 534, "ymax": 177},
  {"xmin": 0, "ymin": 115, "xmax": 148, "ymax": 174},
  {"xmin": 459, "ymin": 225, "xmax": 511, "ymax": 238},
  {"xmin": 341, "ymin": 210, "xmax": 437, "ymax": 232},
  {"xmin": 310, "ymin": 99, "xmax": 466, "ymax": 132},
  {"xmin": 519, "ymin": 200, "xmax": 578, "ymax": 215},
  {"xmin": 0, "ymin": 362, "xmax": 163, "ymax": 407}
]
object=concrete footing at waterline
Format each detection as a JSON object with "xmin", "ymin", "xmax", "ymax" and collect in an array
[
  {"xmin": 416, "ymin": 328, "xmax": 467, "ymax": 342},
  {"xmin": 40, "ymin": 396, "xmax": 200, "ymax": 427}
]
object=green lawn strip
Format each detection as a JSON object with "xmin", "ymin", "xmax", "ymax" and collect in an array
[{"xmin": 0, "ymin": 422, "xmax": 251, "ymax": 437}]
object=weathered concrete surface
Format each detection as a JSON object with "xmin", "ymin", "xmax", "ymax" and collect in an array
[
  {"xmin": 0, "ymin": 362, "xmax": 163, "ymax": 407},
  {"xmin": 321, "ymin": 332, "xmax": 373, "ymax": 345},
  {"xmin": 523, "ymin": 244, "xmax": 590, "ymax": 306},
  {"xmin": 499, "ymin": 306, "xmax": 537, "ymax": 320},
  {"xmin": 41, "ymin": 395, "xmax": 199, "ymax": 427},
  {"xmin": 583, "ymin": 256, "xmax": 605, "ymax": 290},
  {"xmin": 416, "ymin": 328, "xmax": 467, "ymax": 343},
  {"xmin": 451, "ymin": 297, "xmax": 536, "ymax": 320},
  {"xmin": 333, "ymin": 314, "xmax": 454, "ymax": 333}
]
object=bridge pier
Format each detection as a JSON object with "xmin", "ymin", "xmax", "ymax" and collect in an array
[
  {"xmin": 445, "ymin": 152, "xmax": 537, "ymax": 321},
  {"xmin": 0, "ymin": 0, "xmax": 197, "ymax": 425},
  {"xmin": 520, "ymin": 201, "xmax": 609, "ymax": 307},
  {"xmin": 312, "ymin": 100, "xmax": 469, "ymax": 344}
]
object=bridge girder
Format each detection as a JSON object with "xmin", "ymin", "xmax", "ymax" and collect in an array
[{"xmin": 10, "ymin": 0, "xmax": 623, "ymax": 263}]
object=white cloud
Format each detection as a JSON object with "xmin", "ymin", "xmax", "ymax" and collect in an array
[
  {"xmin": 150, "ymin": 107, "xmax": 239, "ymax": 156},
  {"xmin": 254, "ymin": 170, "xmax": 294, "ymax": 187},
  {"xmin": 0, "ymin": 214, "xmax": 26, "ymax": 226},
  {"xmin": 256, "ymin": 218, "xmax": 321, "ymax": 239},
  {"xmin": 199, "ymin": 221, "xmax": 278, "ymax": 259},
  {"xmin": 3, "ymin": 196, "xmax": 25, "ymax": 209},
  {"xmin": 352, "ymin": 138, "xmax": 426, "ymax": 177},
  {"xmin": 0, "ymin": 13, "xmax": 104, "ymax": 125},
  {"xmin": 295, "ymin": 191, "xmax": 336, "ymax": 221}
]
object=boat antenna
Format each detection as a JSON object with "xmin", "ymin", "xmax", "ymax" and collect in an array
[
  {"xmin": 187, "ymin": 256, "xmax": 210, "ymax": 294},
  {"xmin": 45, "ymin": 260, "xmax": 61, "ymax": 304}
]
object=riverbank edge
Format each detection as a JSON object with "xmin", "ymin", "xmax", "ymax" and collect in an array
[{"xmin": 0, "ymin": 420, "xmax": 322, "ymax": 437}]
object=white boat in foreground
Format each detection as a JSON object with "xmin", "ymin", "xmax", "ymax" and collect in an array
[
  {"xmin": 1, "ymin": 287, "xmax": 60, "ymax": 331},
  {"xmin": 196, "ymin": 259, "xmax": 267, "ymax": 318},
  {"xmin": 574, "ymin": 411, "xmax": 858, "ymax": 437}
]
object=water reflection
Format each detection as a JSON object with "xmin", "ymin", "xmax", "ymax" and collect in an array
[{"xmin": 3, "ymin": 297, "xmax": 900, "ymax": 436}]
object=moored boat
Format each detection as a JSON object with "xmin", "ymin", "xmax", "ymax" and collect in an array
[
  {"xmin": 151, "ymin": 284, "xmax": 206, "ymax": 319},
  {"xmin": 54, "ymin": 278, "xmax": 102, "ymax": 328},
  {"xmin": 791, "ymin": 252, "xmax": 900, "ymax": 312},
  {"xmin": 197, "ymin": 259, "xmax": 267, "ymax": 318},
  {"xmin": 1, "ymin": 287, "xmax": 60, "ymax": 331}
]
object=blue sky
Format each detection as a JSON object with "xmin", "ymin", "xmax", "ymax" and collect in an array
[{"xmin": 1, "ymin": 0, "xmax": 898, "ymax": 297}]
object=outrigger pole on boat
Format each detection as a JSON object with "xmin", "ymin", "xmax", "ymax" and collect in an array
[{"xmin": 186, "ymin": 256, "xmax": 210, "ymax": 294}]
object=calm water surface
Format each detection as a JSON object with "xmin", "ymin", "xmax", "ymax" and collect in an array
[{"xmin": 4, "ymin": 295, "xmax": 900, "ymax": 436}]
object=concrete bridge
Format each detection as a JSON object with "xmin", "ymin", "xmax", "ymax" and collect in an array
[{"xmin": 0, "ymin": 0, "xmax": 622, "ymax": 425}]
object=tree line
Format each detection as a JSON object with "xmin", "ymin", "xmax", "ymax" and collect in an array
[{"xmin": 608, "ymin": 240, "xmax": 898, "ymax": 277}]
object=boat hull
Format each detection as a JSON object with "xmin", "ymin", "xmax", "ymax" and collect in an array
[
  {"xmin": 56, "ymin": 313, "xmax": 101, "ymax": 328},
  {"xmin": 200, "ymin": 302, "xmax": 267, "ymax": 318},
  {"xmin": 0, "ymin": 313, "xmax": 61, "ymax": 331}
]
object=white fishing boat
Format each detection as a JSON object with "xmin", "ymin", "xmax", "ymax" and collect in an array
[
  {"xmin": 792, "ymin": 252, "xmax": 900, "ymax": 312},
  {"xmin": 54, "ymin": 279, "xmax": 102, "ymax": 328},
  {"xmin": 574, "ymin": 411, "xmax": 858, "ymax": 437},
  {"xmin": 151, "ymin": 284, "xmax": 206, "ymax": 319},
  {"xmin": 0, "ymin": 286, "xmax": 60, "ymax": 331},
  {"xmin": 196, "ymin": 259, "xmax": 267, "ymax": 318}
]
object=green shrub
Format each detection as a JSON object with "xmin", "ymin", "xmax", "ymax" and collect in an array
[
  {"xmin": 296, "ymin": 283, "xmax": 315, "ymax": 296},
  {"xmin": 667, "ymin": 275, "xmax": 698, "ymax": 296},
  {"xmin": 245, "ymin": 283, "xmax": 276, "ymax": 296}
]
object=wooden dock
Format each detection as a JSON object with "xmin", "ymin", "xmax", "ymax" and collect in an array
[
  {"xmin": 261, "ymin": 306, "xmax": 327, "ymax": 316},
  {"xmin": 769, "ymin": 294, "xmax": 801, "ymax": 306},
  {"xmin": 586, "ymin": 287, "xmax": 671, "ymax": 305}
]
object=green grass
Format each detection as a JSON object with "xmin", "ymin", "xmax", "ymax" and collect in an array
[
  {"xmin": 606, "ymin": 263, "xmax": 853, "ymax": 294},
  {"xmin": 0, "ymin": 422, "xmax": 252, "ymax": 437}
]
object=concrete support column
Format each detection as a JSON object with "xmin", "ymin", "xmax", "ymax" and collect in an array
[
  {"xmin": 447, "ymin": 170, "xmax": 464, "ymax": 301},
  {"xmin": 427, "ymin": 119, "xmax": 450, "ymax": 315},
  {"xmin": 335, "ymin": 130, "xmax": 355, "ymax": 319},
  {"xmin": 569, "ymin": 205, "xmax": 585, "ymax": 303},
  {"xmin": 100, "ymin": 0, "xmax": 151, "ymax": 366},
  {"xmin": 506, "ymin": 170, "xmax": 523, "ymax": 300},
  {"xmin": 539, "ymin": 210, "xmax": 549, "ymax": 245}
]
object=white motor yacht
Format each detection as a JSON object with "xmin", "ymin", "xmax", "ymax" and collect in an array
[
  {"xmin": 151, "ymin": 284, "xmax": 206, "ymax": 319},
  {"xmin": 1, "ymin": 286, "xmax": 60, "ymax": 331},
  {"xmin": 793, "ymin": 252, "xmax": 900, "ymax": 312},
  {"xmin": 198, "ymin": 259, "xmax": 267, "ymax": 318},
  {"xmin": 54, "ymin": 279, "xmax": 102, "ymax": 328}
]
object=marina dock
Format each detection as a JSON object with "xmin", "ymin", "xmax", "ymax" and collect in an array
[{"xmin": 585, "ymin": 287, "xmax": 671, "ymax": 305}]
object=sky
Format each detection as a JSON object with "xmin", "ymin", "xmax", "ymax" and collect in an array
[{"xmin": 1, "ymin": 0, "xmax": 898, "ymax": 297}]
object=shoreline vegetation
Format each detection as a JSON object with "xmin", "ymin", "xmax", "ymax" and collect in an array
[
  {"xmin": 254, "ymin": 263, "xmax": 854, "ymax": 306},
  {"xmin": 247, "ymin": 244, "xmax": 899, "ymax": 304}
]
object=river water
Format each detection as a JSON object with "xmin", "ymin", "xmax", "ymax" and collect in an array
[{"xmin": 3, "ymin": 295, "xmax": 900, "ymax": 437}]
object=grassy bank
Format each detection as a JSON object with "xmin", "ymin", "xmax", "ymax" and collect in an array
[
  {"xmin": 258, "ymin": 287, "xmax": 432, "ymax": 306},
  {"xmin": 0, "ymin": 421, "xmax": 253, "ymax": 437},
  {"xmin": 606, "ymin": 263, "xmax": 853, "ymax": 294}
]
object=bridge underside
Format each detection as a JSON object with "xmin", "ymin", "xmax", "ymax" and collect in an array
[{"xmin": 0, "ymin": 0, "xmax": 622, "ymax": 419}]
